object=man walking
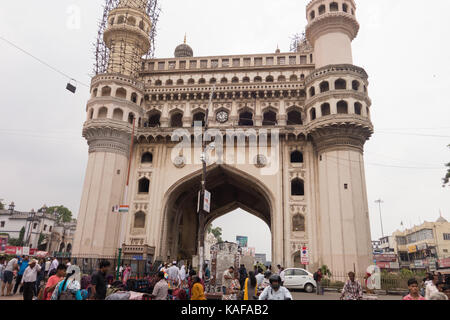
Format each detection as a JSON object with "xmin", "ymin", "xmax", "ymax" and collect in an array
[
  {"xmin": 21, "ymin": 259, "xmax": 41, "ymax": 301},
  {"xmin": 167, "ymin": 261, "xmax": 180, "ymax": 287},
  {"xmin": 90, "ymin": 260, "xmax": 111, "ymax": 300},
  {"xmin": 2, "ymin": 256, "xmax": 18, "ymax": 296},
  {"xmin": 13, "ymin": 255, "xmax": 29, "ymax": 295},
  {"xmin": 151, "ymin": 271, "xmax": 169, "ymax": 300},
  {"xmin": 313, "ymin": 269, "xmax": 323, "ymax": 295},
  {"xmin": 48, "ymin": 257, "xmax": 59, "ymax": 277}
]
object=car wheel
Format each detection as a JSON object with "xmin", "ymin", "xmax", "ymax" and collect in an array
[{"xmin": 304, "ymin": 283, "xmax": 314, "ymax": 293}]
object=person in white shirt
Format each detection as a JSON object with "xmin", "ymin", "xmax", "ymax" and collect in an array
[
  {"xmin": 48, "ymin": 257, "xmax": 59, "ymax": 277},
  {"xmin": 167, "ymin": 261, "xmax": 180, "ymax": 286},
  {"xmin": 259, "ymin": 275, "xmax": 292, "ymax": 301},
  {"xmin": 2, "ymin": 257, "xmax": 18, "ymax": 296},
  {"xmin": 44, "ymin": 258, "xmax": 51, "ymax": 275},
  {"xmin": 255, "ymin": 268, "xmax": 265, "ymax": 287},
  {"xmin": 279, "ymin": 268, "xmax": 286, "ymax": 285},
  {"xmin": 425, "ymin": 274, "xmax": 439, "ymax": 300},
  {"xmin": 21, "ymin": 259, "xmax": 41, "ymax": 300}
]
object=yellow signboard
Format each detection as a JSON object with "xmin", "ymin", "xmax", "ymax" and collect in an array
[{"xmin": 408, "ymin": 245, "xmax": 417, "ymax": 253}]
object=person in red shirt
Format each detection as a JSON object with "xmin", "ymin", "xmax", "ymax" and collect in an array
[
  {"xmin": 403, "ymin": 279, "xmax": 426, "ymax": 300},
  {"xmin": 44, "ymin": 264, "xmax": 67, "ymax": 300}
]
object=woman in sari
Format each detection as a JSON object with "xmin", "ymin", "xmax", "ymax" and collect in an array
[
  {"xmin": 122, "ymin": 265, "xmax": 131, "ymax": 285},
  {"xmin": 243, "ymin": 271, "xmax": 258, "ymax": 300}
]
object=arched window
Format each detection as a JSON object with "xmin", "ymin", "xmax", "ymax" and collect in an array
[
  {"xmin": 291, "ymin": 178, "xmax": 305, "ymax": 196},
  {"xmin": 292, "ymin": 214, "xmax": 305, "ymax": 232},
  {"xmin": 131, "ymin": 92, "xmax": 138, "ymax": 103},
  {"xmin": 290, "ymin": 75, "xmax": 298, "ymax": 82},
  {"xmin": 101, "ymin": 86, "xmax": 111, "ymax": 96},
  {"xmin": 309, "ymin": 87, "xmax": 315, "ymax": 97},
  {"xmin": 113, "ymin": 108, "xmax": 123, "ymax": 120},
  {"xmin": 127, "ymin": 16, "xmax": 136, "ymax": 26},
  {"xmin": 148, "ymin": 113, "xmax": 161, "ymax": 127},
  {"xmin": 320, "ymin": 81, "xmax": 330, "ymax": 93},
  {"xmin": 310, "ymin": 108, "xmax": 316, "ymax": 121},
  {"xmin": 220, "ymin": 77, "xmax": 228, "ymax": 84},
  {"xmin": 91, "ymin": 88, "xmax": 98, "ymax": 98},
  {"xmin": 299, "ymin": 90, "xmax": 306, "ymax": 98},
  {"xmin": 116, "ymin": 87, "xmax": 127, "ymax": 99},
  {"xmin": 59, "ymin": 243, "xmax": 65, "ymax": 252},
  {"xmin": 134, "ymin": 212, "xmax": 146, "ymax": 228},
  {"xmin": 287, "ymin": 110, "xmax": 303, "ymax": 125},
  {"xmin": 192, "ymin": 112, "xmax": 206, "ymax": 127},
  {"xmin": 319, "ymin": 5, "xmax": 326, "ymax": 15},
  {"xmin": 342, "ymin": 3, "xmax": 348, "ymax": 12},
  {"xmin": 290, "ymin": 151, "xmax": 304, "ymax": 163},
  {"xmin": 139, "ymin": 21, "xmax": 145, "ymax": 30},
  {"xmin": 239, "ymin": 111, "xmax": 253, "ymax": 126},
  {"xmin": 254, "ymin": 76, "xmax": 262, "ymax": 83},
  {"xmin": 330, "ymin": 2, "xmax": 339, "ymax": 12},
  {"xmin": 354, "ymin": 102, "xmax": 362, "ymax": 115},
  {"xmin": 66, "ymin": 243, "xmax": 72, "ymax": 253},
  {"xmin": 337, "ymin": 100, "xmax": 348, "ymax": 114},
  {"xmin": 141, "ymin": 152, "xmax": 153, "ymax": 163},
  {"xmin": 177, "ymin": 79, "xmax": 184, "ymax": 85},
  {"xmin": 88, "ymin": 109, "xmax": 94, "ymax": 120},
  {"xmin": 243, "ymin": 77, "xmax": 250, "ymax": 83},
  {"xmin": 98, "ymin": 107, "xmax": 108, "ymax": 119},
  {"xmin": 209, "ymin": 78, "xmax": 217, "ymax": 84},
  {"xmin": 128, "ymin": 113, "xmax": 135, "ymax": 124},
  {"xmin": 266, "ymin": 75, "xmax": 274, "ymax": 83},
  {"xmin": 155, "ymin": 80, "xmax": 162, "ymax": 86},
  {"xmin": 335, "ymin": 78, "xmax": 347, "ymax": 90},
  {"xmin": 310, "ymin": 10, "xmax": 316, "ymax": 20},
  {"xmin": 263, "ymin": 110, "xmax": 277, "ymax": 126},
  {"xmin": 188, "ymin": 78, "xmax": 195, "ymax": 85},
  {"xmin": 321, "ymin": 103, "xmax": 331, "ymax": 116},
  {"xmin": 138, "ymin": 177, "xmax": 150, "ymax": 193},
  {"xmin": 199, "ymin": 78, "xmax": 206, "ymax": 84},
  {"xmin": 232, "ymin": 77, "xmax": 239, "ymax": 83},
  {"xmin": 117, "ymin": 16, "xmax": 125, "ymax": 24},
  {"xmin": 171, "ymin": 112, "xmax": 183, "ymax": 127},
  {"xmin": 352, "ymin": 80, "xmax": 360, "ymax": 91},
  {"xmin": 166, "ymin": 79, "xmax": 173, "ymax": 86},
  {"xmin": 300, "ymin": 74, "xmax": 305, "ymax": 80},
  {"xmin": 278, "ymin": 75, "xmax": 286, "ymax": 82}
]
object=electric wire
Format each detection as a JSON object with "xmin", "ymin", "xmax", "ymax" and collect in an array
[{"xmin": 0, "ymin": 35, "xmax": 90, "ymax": 88}]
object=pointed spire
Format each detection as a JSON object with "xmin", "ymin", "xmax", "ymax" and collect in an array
[
  {"xmin": 275, "ymin": 44, "xmax": 280, "ymax": 54},
  {"xmin": 184, "ymin": 33, "xmax": 187, "ymax": 44}
]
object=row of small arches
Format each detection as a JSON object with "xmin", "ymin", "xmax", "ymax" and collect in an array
[
  {"xmin": 309, "ymin": 78, "xmax": 365, "ymax": 98},
  {"xmin": 153, "ymin": 74, "xmax": 306, "ymax": 86},
  {"xmin": 109, "ymin": 14, "xmax": 150, "ymax": 33},
  {"xmin": 309, "ymin": 101, "xmax": 369, "ymax": 120},
  {"xmin": 309, "ymin": 1, "xmax": 354, "ymax": 20},
  {"xmin": 92, "ymin": 86, "xmax": 143, "ymax": 105}
]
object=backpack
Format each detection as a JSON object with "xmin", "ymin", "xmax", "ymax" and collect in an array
[
  {"xmin": 58, "ymin": 276, "xmax": 76, "ymax": 300},
  {"xmin": 313, "ymin": 272, "xmax": 318, "ymax": 281}
]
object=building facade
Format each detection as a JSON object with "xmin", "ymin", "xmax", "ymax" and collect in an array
[
  {"xmin": 0, "ymin": 204, "xmax": 76, "ymax": 254},
  {"xmin": 73, "ymin": 0, "xmax": 374, "ymax": 275},
  {"xmin": 391, "ymin": 216, "xmax": 450, "ymax": 271}
]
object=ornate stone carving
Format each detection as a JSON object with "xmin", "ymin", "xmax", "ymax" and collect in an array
[{"xmin": 173, "ymin": 155, "xmax": 186, "ymax": 168}]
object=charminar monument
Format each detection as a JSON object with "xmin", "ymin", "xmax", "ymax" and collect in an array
[{"xmin": 73, "ymin": 0, "xmax": 374, "ymax": 275}]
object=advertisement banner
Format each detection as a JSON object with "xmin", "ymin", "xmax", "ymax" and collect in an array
[
  {"xmin": 4, "ymin": 246, "xmax": 37, "ymax": 256},
  {"xmin": 301, "ymin": 246, "xmax": 309, "ymax": 265},
  {"xmin": 438, "ymin": 258, "xmax": 450, "ymax": 268},
  {"xmin": 373, "ymin": 254, "xmax": 398, "ymax": 262},
  {"xmin": 408, "ymin": 245, "xmax": 417, "ymax": 253},
  {"xmin": 236, "ymin": 236, "xmax": 248, "ymax": 248}
]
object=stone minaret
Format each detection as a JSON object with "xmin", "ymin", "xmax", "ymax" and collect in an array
[
  {"xmin": 72, "ymin": 0, "xmax": 150, "ymax": 257},
  {"xmin": 305, "ymin": 0, "xmax": 374, "ymax": 274}
]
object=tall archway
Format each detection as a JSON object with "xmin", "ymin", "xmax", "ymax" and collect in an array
[{"xmin": 159, "ymin": 165, "xmax": 274, "ymax": 263}]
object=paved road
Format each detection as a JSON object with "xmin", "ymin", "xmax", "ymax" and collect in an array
[{"xmin": 291, "ymin": 289, "xmax": 401, "ymax": 300}]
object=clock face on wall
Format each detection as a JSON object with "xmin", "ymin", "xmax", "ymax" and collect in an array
[{"xmin": 216, "ymin": 111, "xmax": 229, "ymax": 123}]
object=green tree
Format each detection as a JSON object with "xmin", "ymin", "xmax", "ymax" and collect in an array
[
  {"xmin": 0, "ymin": 200, "xmax": 4, "ymax": 210},
  {"xmin": 207, "ymin": 224, "xmax": 223, "ymax": 242},
  {"xmin": 320, "ymin": 265, "xmax": 332, "ymax": 278},
  {"xmin": 443, "ymin": 144, "xmax": 450, "ymax": 187},
  {"xmin": 9, "ymin": 227, "xmax": 26, "ymax": 246},
  {"xmin": 47, "ymin": 205, "xmax": 73, "ymax": 223},
  {"xmin": 38, "ymin": 233, "xmax": 46, "ymax": 246}
]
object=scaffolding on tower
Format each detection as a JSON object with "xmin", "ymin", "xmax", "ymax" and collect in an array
[{"xmin": 93, "ymin": 0, "xmax": 161, "ymax": 76}]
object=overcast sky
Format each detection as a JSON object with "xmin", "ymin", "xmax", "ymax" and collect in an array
[{"xmin": 1, "ymin": 1, "xmax": 449, "ymax": 258}]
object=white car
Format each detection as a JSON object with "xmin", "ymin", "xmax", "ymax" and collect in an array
[{"xmin": 282, "ymin": 268, "xmax": 317, "ymax": 293}]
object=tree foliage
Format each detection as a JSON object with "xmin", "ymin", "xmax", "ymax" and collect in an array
[
  {"xmin": 207, "ymin": 224, "xmax": 223, "ymax": 242},
  {"xmin": 8, "ymin": 227, "xmax": 26, "ymax": 246},
  {"xmin": 0, "ymin": 201, "xmax": 4, "ymax": 210},
  {"xmin": 46, "ymin": 205, "xmax": 73, "ymax": 223},
  {"xmin": 443, "ymin": 144, "xmax": 450, "ymax": 187},
  {"xmin": 320, "ymin": 265, "xmax": 332, "ymax": 278}
]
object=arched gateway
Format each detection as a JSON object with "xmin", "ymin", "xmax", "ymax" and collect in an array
[
  {"xmin": 73, "ymin": 0, "xmax": 375, "ymax": 276},
  {"xmin": 160, "ymin": 165, "xmax": 274, "ymax": 262}
]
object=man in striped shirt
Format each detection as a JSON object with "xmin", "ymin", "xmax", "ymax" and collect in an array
[{"xmin": 340, "ymin": 272, "xmax": 363, "ymax": 300}]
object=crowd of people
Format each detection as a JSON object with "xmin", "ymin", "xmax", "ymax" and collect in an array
[{"xmin": 1, "ymin": 255, "xmax": 449, "ymax": 301}]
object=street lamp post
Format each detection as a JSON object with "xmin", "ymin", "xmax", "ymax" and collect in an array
[
  {"xmin": 375, "ymin": 199, "xmax": 384, "ymax": 238},
  {"xmin": 197, "ymin": 85, "xmax": 215, "ymax": 279},
  {"xmin": 26, "ymin": 209, "xmax": 36, "ymax": 248}
]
